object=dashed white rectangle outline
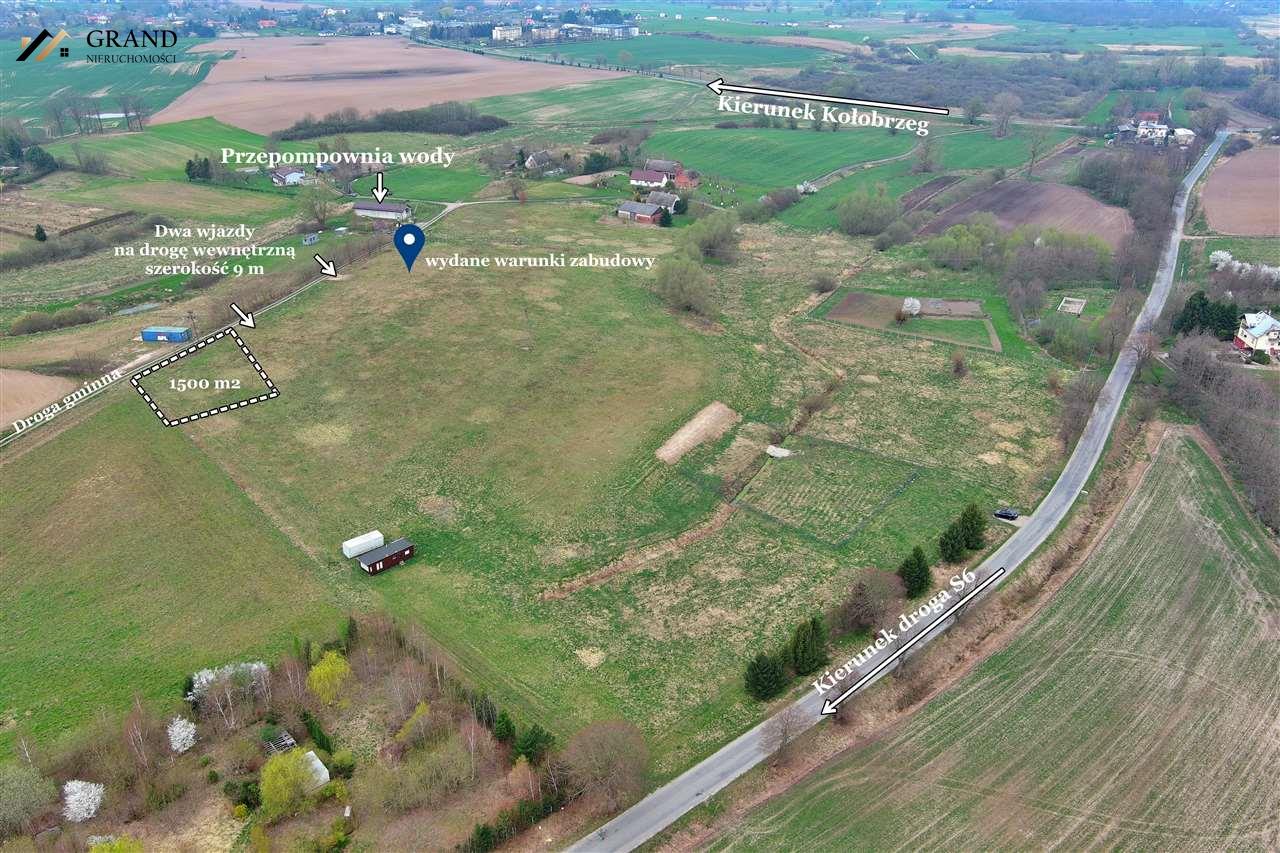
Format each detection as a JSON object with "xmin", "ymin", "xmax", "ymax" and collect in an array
[{"xmin": 130, "ymin": 327, "xmax": 279, "ymax": 427}]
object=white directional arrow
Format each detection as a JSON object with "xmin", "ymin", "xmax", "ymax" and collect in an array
[
  {"xmin": 313, "ymin": 254, "xmax": 337, "ymax": 278},
  {"xmin": 707, "ymin": 77, "xmax": 949, "ymax": 116},
  {"xmin": 229, "ymin": 302, "xmax": 255, "ymax": 329},
  {"xmin": 371, "ymin": 171, "xmax": 389, "ymax": 204},
  {"xmin": 819, "ymin": 566, "xmax": 1005, "ymax": 715}
]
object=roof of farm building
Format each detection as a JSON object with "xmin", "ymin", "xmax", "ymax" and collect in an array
[
  {"xmin": 644, "ymin": 159, "xmax": 682, "ymax": 174},
  {"xmin": 646, "ymin": 191, "xmax": 679, "ymax": 208},
  {"xmin": 357, "ymin": 537, "xmax": 413, "ymax": 566},
  {"xmin": 629, "ymin": 169, "xmax": 666, "ymax": 183},
  {"xmin": 619, "ymin": 201, "xmax": 661, "ymax": 215},
  {"xmin": 353, "ymin": 200, "xmax": 410, "ymax": 213}
]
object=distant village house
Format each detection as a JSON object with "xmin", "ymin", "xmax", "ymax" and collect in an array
[
  {"xmin": 353, "ymin": 200, "xmax": 412, "ymax": 222},
  {"xmin": 616, "ymin": 201, "xmax": 661, "ymax": 224},
  {"xmin": 270, "ymin": 167, "xmax": 306, "ymax": 187},
  {"xmin": 1235, "ymin": 311, "xmax": 1280, "ymax": 359},
  {"xmin": 629, "ymin": 169, "xmax": 668, "ymax": 189},
  {"xmin": 645, "ymin": 190, "xmax": 679, "ymax": 212}
]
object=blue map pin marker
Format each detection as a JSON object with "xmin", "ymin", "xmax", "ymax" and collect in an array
[{"xmin": 394, "ymin": 223, "xmax": 425, "ymax": 272}]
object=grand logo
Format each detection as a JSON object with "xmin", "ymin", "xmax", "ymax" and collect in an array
[{"xmin": 17, "ymin": 28, "xmax": 69, "ymax": 61}]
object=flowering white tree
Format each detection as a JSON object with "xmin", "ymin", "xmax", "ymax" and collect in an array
[
  {"xmin": 902, "ymin": 297, "xmax": 922, "ymax": 316},
  {"xmin": 168, "ymin": 717, "xmax": 197, "ymax": 754},
  {"xmin": 1209, "ymin": 250, "xmax": 1280, "ymax": 282},
  {"xmin": 62, "ymin": 780, "xmax": 105, "ymax": 822}
]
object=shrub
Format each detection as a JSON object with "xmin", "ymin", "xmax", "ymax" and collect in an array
[
  {"xmin": 307, "ymin": 651, "xmax": 352, "ymax": 705},
  {"xmin": 493, "ymin": 710, "xmax": 515, "ymax": 743},
  {"xmin": 811, "ymin": 272, "xmax": 837, "ymax": 293},
  {"xmin": 873, "ymin": 218, "xmax": 914, "ymax": 251},
  {"xmin": 330, "ymin": 750, "xmax": 355, "ymax": 779},
  {"xmin": 144, "ymin": 774, "xmax": 187, "ymax": 813},
  {"xmin": 89, "ymin": 838, "xmax": 143, "ymax": 853},
  {"xmin": 679, "ymin": 210, "xmax": 739, "ymax": 261},
  {"xmin": 744, "ymin": 651, "xmax": 787, "ymax": 700},
  {"xmin": 33, "ymin": 224, "xmax": 46, "ymax": 242},
  {"xmin": 301, "ymin": 709, "xmax": 334, "ymax": 752},
  {"xmin": 512, "ymin": 724, "xmax": 555, "ymax": 765},
  {"xmin": 260, "ymin": 749, "xmax": 312, "ymax": 823},
  {"xmin": 62, "ymin": 779, "xmax": 105, "ymax": 822},
  {"xmin": 0, "ymin": 763, "xmax": 56, "ymax": 837},
  {"xmin": 207, "ymin": 769, "xmax": 220, "ymax": 784},
  {"xmin": 223, "ymin": 779, "xmax": 261, "ymax": 810},
  {"xmin": 737, "ymin": 200, "xmax": 772, "ymax": 223},
  {"xmin": 836, "ymin": 184, "xmax": 901, "ymax": 236},
  {"xmin": 1223, "ymin": 136, "xmax": 1253, "ymax": 156},
  {"xmin": 168, "ymin": 717, "xmax": 197, "ymax": 754},
  {"xmin": 1251, "ymin": 350, "xmax": 1271, "ymax": 364},
  {"xmin": 951, "ymin": 349, "xmax": 968, "ymax": 377},
  {"xmin": 654, "ymin": 257, "xmax": 715, "ymax": 318},
  {"xmin": 9, "ymin": 312, "xmax": 56, "ymax": 335},
  {"xmin": 233, "ymin": 803, "xmax": 249, "ymax": 820}
]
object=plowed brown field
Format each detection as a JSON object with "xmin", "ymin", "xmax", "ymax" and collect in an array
[
  {"xmin": 152, "ymin": 37, "xmax": 624, "ymax": 133},
  {"xmin": 922, "ymin": 179, "xmax": 1133, "ymax": 248},
  {"xmin": 1202, "ymin": 146, "xmax": 1280, "ymax": 236}
]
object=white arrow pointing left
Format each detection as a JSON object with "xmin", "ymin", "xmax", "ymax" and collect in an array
[{"xmin": 230, "ymin": 302, "xmax": 255, "ymax": 329}]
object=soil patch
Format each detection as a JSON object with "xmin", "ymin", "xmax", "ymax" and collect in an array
[
  {"xmin": 153, "ymin": 37, "xmax": 625, "ymax": 133},
  {"xmin": 900, "ymin": 175, "xmax": 961, "ymax": 211},
  {"xmin": 655, "ymin": 401, "xmax": 740, "ymax": 465},
  {"xmin": 759, "ymin": 36, "xmax": 870, "ymax": 54},
  {"xmin": 1201, "ymin": 146, "xmax": 1280, "ymax": 236},
  {"xmin": 0, "ymin": 368, "xmax": 77, "ymax": 426},
  {"xmin": 921, "ymin": 179, "xmax": 1133, "ymax": 249}
]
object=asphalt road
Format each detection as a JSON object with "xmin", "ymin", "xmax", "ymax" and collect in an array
[{"xmin": 566, "ymin": 130, "xmax": 1228, "ymax": 853}]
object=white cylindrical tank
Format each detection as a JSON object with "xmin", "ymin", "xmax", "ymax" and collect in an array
[{"xmin": 342, "ymin": 530, "xmax": 384, "ymax": 559}]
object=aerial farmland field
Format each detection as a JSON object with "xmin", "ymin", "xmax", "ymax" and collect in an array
[
  {"xmin": 641, "ymin": 126, "xmax": 918, "ymax": 197},
  {"xmin": 518, "ymin": 33, "xmax": 825, "ymax": 70},
  {"xmin": 708, "ymin": 432, "xmax": 1280, "ymax": 851},
  {"xmin": 3, "ymin": 7, "xmax": 1275, "ymax": 849}
]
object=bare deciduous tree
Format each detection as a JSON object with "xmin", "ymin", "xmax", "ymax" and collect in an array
[
  {"xmin": 991, "ymin": 92, "xmax": 1021, "ymax": 138},
  {"xmin": 563, "ymin": 720, "xmax": 650, "ymax": 811},
  {"xmin": 762, "ymin": 704, "xmax": 809, "ymax": 766}
]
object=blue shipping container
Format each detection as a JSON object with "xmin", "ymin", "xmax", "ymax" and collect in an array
[{"xmin": 141, "ymin": 326, "xmax": 192, "ymax": 343}]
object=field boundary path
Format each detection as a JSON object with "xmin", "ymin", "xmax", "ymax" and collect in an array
[{"xmin": 565, "ymin": 130, "xmax": 1228, "ymax": 853}]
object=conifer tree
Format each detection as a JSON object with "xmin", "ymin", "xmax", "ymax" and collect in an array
[
  {"xmin": 898, "ymin": 545, "xmax": 932, "ymax": 597},
  {"xmin": 744, "ymin": 652, "xmax": 787, "ymax": 700},
  {"xmin": 789, "ymin": 616, "xmax": 829, "ymax": 676},
  {"xmin": 939, "ymin": 522, "xmax": 966, "ymax": 563},
  {"xmin": 959, "ymin": 502, "xmax": 988, "ymax": 550}
]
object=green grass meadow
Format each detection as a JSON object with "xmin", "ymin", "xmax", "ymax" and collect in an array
[
  {"xmin": 0, "ymin": 40, "xmax": 224, "ymax": 126},
  {"xmin": 0, "ymin": 400, "xmax": 340, "ymax": 753},
  {"xmin": 519, "ymin": 33, "xmax": 824, "ymax": 69}
]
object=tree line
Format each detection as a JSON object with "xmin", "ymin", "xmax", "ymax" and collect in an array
[{"xmin": 274, "ymin": 102, "xmax": 508, "ymax": 141}]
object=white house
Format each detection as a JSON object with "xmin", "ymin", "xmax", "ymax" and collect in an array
[
  {"xmin": 270, "ymin": 168, "xmax": 305, "ymax": 187},
  {"xmin": 1235, "ymin": 311, "xmax": 1280, "ymax": 359},
  {"xmin": 491, "ymin": 24, "xmax": 522, "ymax": 41},
  {"xmin": 629, "ymin": 169, "xmax": 668, "ymax": 189}
]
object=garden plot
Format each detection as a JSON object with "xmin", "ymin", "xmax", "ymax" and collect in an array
[
  {"xmin": 821, "ymin": 290, "xmax": 998, "ymax": 351},
  {"xmin": 735, "ymin": 436, "xmax": 919, "ymax": 545}
]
